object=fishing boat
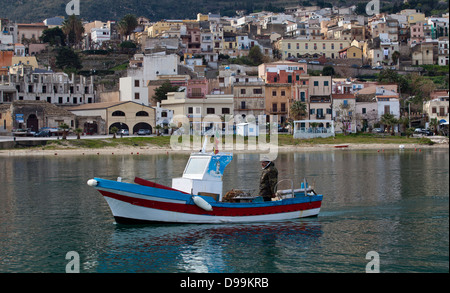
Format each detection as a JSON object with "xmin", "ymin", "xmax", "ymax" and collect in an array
[{"xmin": 87, "ymin": 151, "xmax": 323, "ymax": 224}]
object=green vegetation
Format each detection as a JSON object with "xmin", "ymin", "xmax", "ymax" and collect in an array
[{"xmin": 23, "ymin": 132, "xmax": 437, "ymax": 152}]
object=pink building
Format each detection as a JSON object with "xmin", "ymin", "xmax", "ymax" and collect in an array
[{"xmin": 186, "ymin": 78, "xmax": 208, "ymax": 99}]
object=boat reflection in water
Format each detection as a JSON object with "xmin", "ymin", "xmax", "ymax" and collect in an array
[{"xmin": 94, "ymin": 220, "xmax": 323, "ymax": 273}]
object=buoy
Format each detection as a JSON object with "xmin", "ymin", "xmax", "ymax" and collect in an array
[
  {"xmin": 192, "ymin": 196, "xmax": 213, "ymax": 211},
  {"xmin": 87, "ymin": 179, "xmax": 98, "ymax": 187},
  {"xmin": 54, "ymin": 153, "xmax": 57, "ymax": 155}
]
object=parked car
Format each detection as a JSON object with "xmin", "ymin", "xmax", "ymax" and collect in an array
[
  {"xmin": 360, "ymin": 64, "xmax": 371, "ymax": 69},
  {"xmin": 308, "ymin": 60, "xmax": 320, "ymax": 64},
  {"xmin": 372, "ymin": 66, "xmax": 383, "ymax": 70},
  {"xmin": 372, "ymin": 128, "xmax": 384, "ymax": 133},
  {"xmin": 421, "ymin": 129, "xmax": 433, "ymax": 136},
  {"xmin": 34, "ymin": 130, "xmax": 51, "ymax": 137},
  {"xmin": 137, "ymin": 129, "xmax": 151, "ymax": 135},
  {"xmin": 117, "ymin": 129, "xmax": 129, "ymax": 136}
]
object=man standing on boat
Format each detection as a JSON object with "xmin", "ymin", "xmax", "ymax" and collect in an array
[{"xmin": 259, "ymin": 157, "xmax": 278, "ymax": 201}]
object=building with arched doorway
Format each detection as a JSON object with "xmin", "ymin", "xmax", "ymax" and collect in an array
[
  {"xmin": 0, "ymin": 100, "xmax": 76, "ymax": 134},
  {"xmin": 67, "ymin": 101, "xmax": 156, "ymax": 135}
]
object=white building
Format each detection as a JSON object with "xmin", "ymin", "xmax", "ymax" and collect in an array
[
  {"xmin": 91, "ymin": 27, "xmax": 110, "ymax": 47},
  {"xmin": 438, "ymin": 37, "xmax": 449, "ymax": 65},
  {"xmin": 376, "ymin": 86, "xmax": 400, "ymax": 119},
  {"xmin": 119, "ymin": 52, "xmax": 180, "ymax": 106}
]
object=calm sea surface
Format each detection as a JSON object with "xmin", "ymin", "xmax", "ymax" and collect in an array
[{"xmin": 0, "ymin": 149, "xmax": 448, "ymax": 273}]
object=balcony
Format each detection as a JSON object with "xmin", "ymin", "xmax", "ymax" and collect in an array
[{"xmin": 270, "ymin": 108, "xmax": 287, "ymax": 114}]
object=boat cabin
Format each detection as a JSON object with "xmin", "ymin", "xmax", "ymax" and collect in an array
[{"xmin": 172, "ymin": 152, "xmax": 233, "ymax": 201}]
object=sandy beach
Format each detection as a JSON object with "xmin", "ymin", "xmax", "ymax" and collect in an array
[{"xmin": 0, "ymin": 141, "xmax": 447, "ymax": 157}]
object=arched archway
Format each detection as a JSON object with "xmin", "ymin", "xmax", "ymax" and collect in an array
[
  {"xmin": 133, "ymin": 122, "xmax": 152, "ymax": 134},
  {"xmin": 109, "ymin": 122, "xmax": 129, "ymax": 133},
  {"xmin": 27, "ymin": 114, "xmax": 39, "ymax": 132}
]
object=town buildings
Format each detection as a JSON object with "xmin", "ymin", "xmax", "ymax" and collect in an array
[{"xmin": 0, "ymin": 6, "xmax": 448, "ymax": 137}]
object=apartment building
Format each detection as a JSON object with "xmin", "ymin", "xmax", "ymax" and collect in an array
[{"xmin": 277, "ymin": 38, "xmax": 351, "ymax": 59}]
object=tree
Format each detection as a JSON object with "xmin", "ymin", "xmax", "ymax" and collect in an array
[
  {"xmin": 152, "ymin": 81, "xmax": 180, "ymax": 103},
  {"xmin": 322, "ymin": 65, "xmax": 335, "ymax": 76},
  {"xmin": 56, "ymin": 47, "xmax": 82, "ymax": 71},
  {"xmin": 40, "ymin": 27, "xmax": 66, "ymax": 46},
  {"xmin": 118, "ymin": 14, "xmax": 138, "ymax": 40},
  {"xmin": 380, "ymin": 113, "xmax": 398, "ymax": 134},
  {"xmin": 429, "ymin": 118, "xmax": 439, "ymax": 135},
  {"xmin": 59, "ymin": 123, "xmax": 70, "ymax": 140},
  {"xmin": 75, "ymin": 128, "xmax": 83, "ymax": 139},
  {"xmin": 110, "ymin": 126, "xmax": 118, "ymax": 139},
  {"xmin": 248, "ymin": 45, "xmax": 264, "ymax": 66},
  {"xmin": 289, "ymin": 101, "xmax": 307, "ymax": 120},
  {"xmin": 391, "ymin": 51, "xmax": 400, "ymax": 66},
  {"xmin": 61, "ymin": 15, "xmax": 85, "ymax": 48}
]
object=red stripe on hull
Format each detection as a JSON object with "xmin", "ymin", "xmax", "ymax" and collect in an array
[{"xmin": 99, "ymin": 190, "xmax": 321, "ymax": 217}]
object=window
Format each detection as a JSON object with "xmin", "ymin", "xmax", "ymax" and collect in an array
[
  {"xmin": 314, "ymin": 81, "xmax": 319, "ymax": 86},
  {"xmin": 136, "ymin": 111, "xmax": 149, "ymax": 116},
  {"xmin": 331, "ymin": 43, "xmax": 334, "ymax": 50},
  {"xmin": 253, "ymin": 88, "xmax": 262, "ymax": 94},
  {"xmin": 240, "ymin": 89, "xmax": 246, "ymax": 95},
  {"xmin": 206, "ymin": 108, "xmax": 215, "ymax": 114},
  {"xmin": 222, "ymin": 108, "xmax": 230, "ymax": 114},
  {"xmin": 310, "ymin": 108, "xmax": 315, "ymax": 114},
  {"xmin": 281, "ymin": 90, "xmax": 285, "ymax": 96},
  {"xmin": 188, "ymin": 107, "xmax": 193, "ymax": 114},
  {"xmin": 296, "ymin": 43, "xmax": 299, "ymax": 49},
  {"xmin": 432, "ymin": 107, "xmax": 437, "ymax": 113},
  {"xmin": 241, "ymin": 101, "xmax": 246, "ymax": 109},
  {"xmin": 323, "ymin": 43, "xmax": 326, "ymax": 50},
  {"xmin": 134, "ymin": 93, "xmax": 140, "ymax": 99},
  {"xmin": 300, "ymin": 92, "xmax": 305, "ymax": 102},
  {"xmin": 324, "ymin": 81, "xmax": 329, "ymax": 86},
  {"xmin": 112, "ymin": 111, "xmax": 125, "ymax": 116},
  {"xmin": 272, "ymin": 90, "xmax": 277, "ymax": 96},
  {"xmin": 362, "ymin": 108, "xmax": 367, "ymax": 114},
  {"xmin": 184, "ymin": 157, "xmax": 210, "ymax": 175},
  {"xmin": 305, "ymin": 43, "xmax": 308, "ymax": 49},
  {"xmin": 272, "ymin": 103, "xmax": 277, "ymax": 112},
  {"xmin": 135, "ymin": 80, "xmax": 140, "ymax": 87},
  {"xmin": 281, "ymin": 103, "xmax": 286, "ymax": 112},
  {"xmin": 288, "ymin": 43, "xmax": 291, "ymax": 49}
]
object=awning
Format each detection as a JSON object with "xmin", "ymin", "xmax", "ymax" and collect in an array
[{"xmin": 439, "ymin": 119, "xmax": 448, "ymax": 125}]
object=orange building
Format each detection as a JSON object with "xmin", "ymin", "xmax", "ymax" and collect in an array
[{"xmin": 0, "ymin": 51, "xmax": 13, "ymax": 75}]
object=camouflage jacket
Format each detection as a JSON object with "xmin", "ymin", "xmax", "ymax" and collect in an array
[{"xmin": 259, "ymin": 163, "xmax": 278, "ymax": 198}]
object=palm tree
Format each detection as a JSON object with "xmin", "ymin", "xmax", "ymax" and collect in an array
[
  {"xmin": 61, "ymin": 15, "xmax": 85, "ymax": 48},
  {"xmin": 110, "ymin": 126, "xmax": 118, "ymax": 139},
  {"xmin": 380, "ymin": 113, "xmax": 398, "ymax": 134},
  {"xmin": 429, "ymin": 118, "xmax": 439, "ymax": 135},
  {"xmin": 290, "ymin": 101, "xmax": 307, "ymax": 120},
  {"xmin": 75, "ymin": 128, "xmax": 83, "ymax": 139},
  {"xmin": 59, "ymin": 123, "xmax": 70, "ymax": 140},
  {"xmin": 118, "ymin": 14, "xmax": 138, "ymax": 41}
]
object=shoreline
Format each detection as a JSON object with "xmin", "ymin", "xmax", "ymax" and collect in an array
[{"xmin": 0, "ymin": 142, "xmax": 447, "ymax": 157}]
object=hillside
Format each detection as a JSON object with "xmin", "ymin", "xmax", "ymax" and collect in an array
[{"xmin": 3, "ymin": 0, "xmax": 444, "ymax": 23}]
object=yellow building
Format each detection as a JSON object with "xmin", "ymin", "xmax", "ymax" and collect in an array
[
  {"xmin": 68, "ymin": 101, "xmax": 156, "ymax": 134},
  {"xmin": 338, "ymin": 46, "xmax": 363, "ymax": 59},
  {"xmin": 11, "ymin": 56, "xmax": 39, "ymax": 70},
  {"xmin": 277, "ymin": 39, "xmax": 351, "ymax": 59}
]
